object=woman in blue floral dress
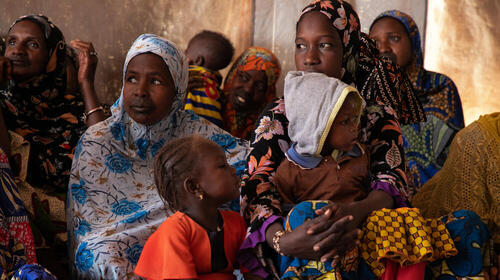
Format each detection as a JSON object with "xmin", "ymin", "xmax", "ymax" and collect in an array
[{"xmin": 66, "ymin": 34, "xmax": 249, "ymax": 279}]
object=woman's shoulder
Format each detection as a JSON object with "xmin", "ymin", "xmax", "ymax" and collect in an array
[
  {"xmin": 421, "ymin": 69, "xmax": 457, "ymax": 90},
  {"xmin": 80, "ymin": 117, "xmax": 116, "ymax": 143}
]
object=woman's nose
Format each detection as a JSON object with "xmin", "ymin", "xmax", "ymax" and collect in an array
[
  {"xmin": 376, "ymin": 39, "xmax": 391, "ymax": 54},
  {"xmin": 304, "ymin": 48, "xmax": 320, "ymax": 65},
  {"xmin": 134, "ymin": 80, "xmax": 149, "ymax": 97},
  {"xmin": 10, "ymin": 43, "xmax": 26, "ymax": 56}
]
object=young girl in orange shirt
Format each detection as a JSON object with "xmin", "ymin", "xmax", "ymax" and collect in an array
[{"xmin": 135, "ymin": 135, "xmax": 251, "ymax": 280}]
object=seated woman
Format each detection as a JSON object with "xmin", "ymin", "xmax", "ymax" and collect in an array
[
  {"xmin": 67, "ymin": 34, "xmax": 249, "ymax": 279},
  {"xmin": 369, "ymin": 10, "xmax": 465, "ymax": 190},
  {"xmin": 239, "ymin": 1, "xmax": 490, "ymax": 279},
  {"xmin": 222, "ymin": 47, "xmax": 281, "ymax": 140},
  {"xmin": 413, "ymin": 113, "xmax": 499, "ymax": 257},
  {"xmin": 0, "ymin": 14, "xmax": 105, "ymax": 252}
]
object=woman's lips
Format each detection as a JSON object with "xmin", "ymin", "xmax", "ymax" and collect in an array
[
  {"xmin": 130, "ymin": 106, "xmax": 153, "ymax": 113},
  {"xmin": 10, "ymin": 59, "xmax": 29, "ymax": 67}
]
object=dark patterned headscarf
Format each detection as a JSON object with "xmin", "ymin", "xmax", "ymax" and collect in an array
[
  {"xmin": 0, "ymin": 14, "xmax": 85, "ymax": 192},
  {"xmin": 371, "ymin": 10, "xmax": 464, "ymax": 130},
  {"xmin": 299, "ymin": 1, "xmax": 425, "ymax": 125}
]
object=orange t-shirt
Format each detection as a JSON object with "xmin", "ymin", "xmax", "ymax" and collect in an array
[{"xmin": 134, "ymin": 210, "xmax": 247, "ymax": 280}]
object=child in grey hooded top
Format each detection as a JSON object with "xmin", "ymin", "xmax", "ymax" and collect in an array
[{"xmin": 275, "ymin": 71, "xmax": 369, "ymax": 206}]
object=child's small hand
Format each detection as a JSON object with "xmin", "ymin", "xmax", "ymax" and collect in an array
[{"xmin": 187, "ymin": 71, "xmax": 204, "ymax": 92}]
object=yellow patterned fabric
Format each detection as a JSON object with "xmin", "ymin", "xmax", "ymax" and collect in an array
[
  {"xmin": 360, "ymin": 207, "xmax": 458, "ymax": 277},
  {"xmin": 413, "ymin": 113, "xmax": 500, "ymax": 245}
]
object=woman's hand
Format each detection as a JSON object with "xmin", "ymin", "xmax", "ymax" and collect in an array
[
  {"xmin": 70, "ymin": 40, "xmax": 98, "ymax": 86},
  {"xmin": 0, "ymin": 56, "xmax": 12, "ymax": 84},
  {"xmin": 266, "ymin": 206, "xmax": 358, "ymax": 262}
]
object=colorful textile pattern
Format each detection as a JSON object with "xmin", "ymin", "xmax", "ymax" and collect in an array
[
  {"xmin": 426, "ymin": 210, "xmax": 491, "ymax": 279},
  {"xmin": 184, "ymin": 65, "xmax": 224, "ymax": 127},
  {"xmin": 300, "ymin": 1, "xmax": 425, "ymax": 126},
  {"xmin": 279, "ymin": 201, "xmax": 357, "ymax": 279},
  {"xmin": 222, "ymin": 47, "xmax": 281, "ymax": 140},
  {"xmin": 0, "ymin": 14, "xmax": 85, "ymax": 193},
  {"xmin": 11, "ymin": 264, "xmax": 57, "ymax": 280},
  {"xmin": 372, "ymin": 10, "xmax": 465, "ymax": 190},
  {"xmin": 360, "ymin": 207, "xmax": 457, "ymax": 277},
  {"xmin": 0, "ymin": 15, "xmax": 85, "ymax": 248},
  {"xmin": 0, "ymin": 148, "xmax": 38, "ymax": 277},
  {"xmin": 413, "ymin": 113, "xmax": 500, "ymax": 245},
  {"xmin": 241, "ymin": 98, "xmax": 411, "ymax": 230},
  {"xmin": 67, "ymin": 34, "xmax": 249, "ymax": 279}
]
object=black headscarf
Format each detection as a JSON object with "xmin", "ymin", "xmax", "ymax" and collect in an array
[{"xmin": 0, "ymin": 14, "xmax": 85, "ymax": 192}]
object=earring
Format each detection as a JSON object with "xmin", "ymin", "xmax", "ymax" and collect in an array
[{"xmin": 198, "ymin": 194, "xmax": 204, "ymax": 200}]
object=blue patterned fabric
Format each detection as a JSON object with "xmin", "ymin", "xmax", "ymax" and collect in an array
[
  {"xmin": 372, "ymin": 10, "xmax": 465, "ymax": 190},
  {"xmin": 279, "ymin": 201, "xmax": 338, "ymax": 279},
  {"xmin": 426, "ymin": 210, "xmax": 491, "ymax": 279},
  {"xmin": 67, "ymin": 34, "xmax": 249, "ymax": 279},
  {"xmin": 279, "ymin": 203, "xmax": 489, "ymax": 280}
]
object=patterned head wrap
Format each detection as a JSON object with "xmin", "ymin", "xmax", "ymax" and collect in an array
[
  {"xmin": 223, "ymin": 46, "xmax": 281, "ymax": 103},
  {"xmin": 371, "ymin": 10, "xmax": 463, "ymax": 129},
  {"xmin": 371, "ymin": 10, "xmax": 423, "ymax": 70},
  {"xmin": 9, "ymin": 14, "xmax": 66, "ymax": 75},
  {"xmin": 113, "ymin": 33, "xmax": 188, "ymax": 116},
  {"xmin": 222, "ymin": 47, "xmax": 281, "ymax": 139},
  {"xmin": 0, "ymin": 14, "xmax": 84, "ymax": 192},
  {"xmin": 298, "ymin": 1, "xmax": 425, "ymax": 125}
]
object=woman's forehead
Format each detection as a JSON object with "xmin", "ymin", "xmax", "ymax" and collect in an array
[
  {"xmin": 126, "ymin": 53, "xmax": 170, "ymax": 74},
  {"xmin": 8, "ymin": 20, "xmax": 45, "ymax": 40}
]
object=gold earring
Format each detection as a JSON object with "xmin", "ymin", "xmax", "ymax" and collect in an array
[{"xmin": 198, "ymin": 194, "xmax": 204, "ymax": 200}]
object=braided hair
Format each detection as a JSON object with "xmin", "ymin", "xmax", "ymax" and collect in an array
[{"xmin": 154, "ymin": 135, "xmax": 210, "ymax": 212}]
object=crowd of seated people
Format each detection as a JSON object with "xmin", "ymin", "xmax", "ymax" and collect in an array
[{"xmin": 0, "ymin": 1, "xmax": 497, "ymax": 279}]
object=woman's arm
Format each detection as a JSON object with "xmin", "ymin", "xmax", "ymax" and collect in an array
[{"xmin": 70, "ymin": 40, "xmax": 105, "ymax": 126}]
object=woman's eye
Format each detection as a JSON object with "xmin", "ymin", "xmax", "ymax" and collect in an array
[
  {"xmin": 28, "ymin": 41, "xmax": 39, "ymax": 48},
  {"xmin": 296, "ymin": 43, "xmax": 306, "ymax": 49},
  {"xmin": 126, "ymin": 76, "xmax": 137, "ymax": 83},
  {"xmin": 7, "ymin": 40, "xmax": 15, "ymax": 46},
  {"xmin": 256, "ymin": 82, "xmax": 267, "ymax": 92},
  {"xmin": 239, "ymin": 73, "xmax": 249, "ymax": 82},
  {"xmin": 319, "ymin": 42, "xmax": 333, "ymax": 49},
  {"xmin": 152, "ymin": 79, "xmax": 161, "ymax": 85},
  {"xmin": 389, "ymin": 36, "xmax": 400, "ymax": 43}
]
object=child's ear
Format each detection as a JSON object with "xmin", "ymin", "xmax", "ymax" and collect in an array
[
  {"xmin": 194, "ymin": 55, "xmax": 205, "ymax": 67},
  {"xmin": 183, "ymin": 177, "xmax": 204, "ymax": 197}
]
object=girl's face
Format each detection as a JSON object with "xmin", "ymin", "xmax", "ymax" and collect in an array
[
  {"xmin": 369, "ymin": 17, "xmax": 412, "ymax": 68},
  {"xmin": 5, "ymin": 20, "xmax": 49, "ymax": 82},
  {"xmin": 123, "ymin": 53, "xmax": 176, "ymax": 125},
  {"xmin": 295, "ymin": 11, "xmax": 343, "ymax": 79},
  {"xmin": 322, "ymin": 94, "xmax": 359, "ymax": 154},
  {"xmin": 196, "ymin": 142, "xmax": 239, "ymax": 205}
]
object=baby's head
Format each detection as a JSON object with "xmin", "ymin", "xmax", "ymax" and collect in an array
[
  {"xmin": 321, "ymin": 92, "xmax": 362, "ymax": 155},
  {"xmin": 154, "ymin": 135, "xmax": 240, "ymax": 212},
  {"xmin": 284, "ymin": 71, "xmax": 363, "ymax": 159},
  {"xmin": 185, "ymin": 30, "xmax": 234, "ymax": 71}
]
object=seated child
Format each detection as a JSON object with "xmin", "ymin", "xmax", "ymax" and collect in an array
[
  {"xmin": 184, "ymin": 31, "xmax": 234, "ymax": 127},
  {"xmin": 274, "ymin": 72, "xmax": 464, "ymax": 279},
  {"xmin": 134, "ymin": 135, "xmax": 248, "ymax": 280}
]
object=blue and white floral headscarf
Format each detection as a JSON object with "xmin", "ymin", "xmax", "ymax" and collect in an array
[{"xmin": 67, "ymin": 34, "xmax": 249, "ymax": 279}]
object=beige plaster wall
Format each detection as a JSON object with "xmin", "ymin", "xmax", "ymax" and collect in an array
[
  {"xmin": 253, "ymin": 0, "xmax": 427, "ymax": 97},
  {"xmin": 0, "ymin": 0, "xmax": 253, "ymax": 105},
  {"xmin": 425, "ymin": 0, "xmax": 500, "ymax": 124}
]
